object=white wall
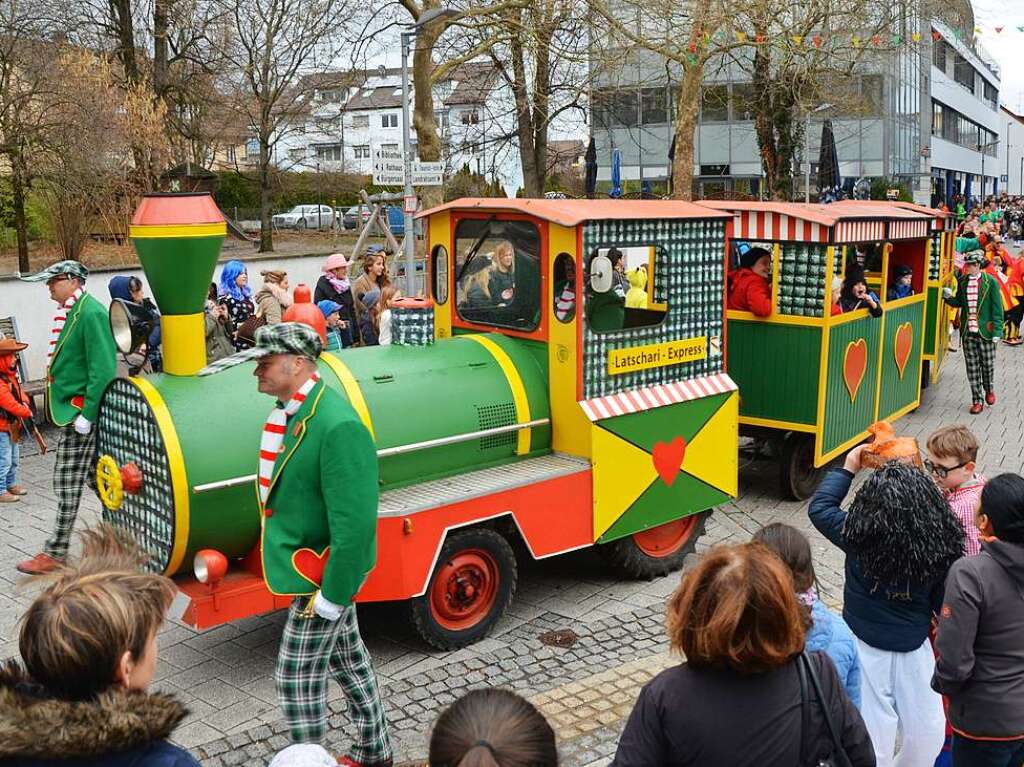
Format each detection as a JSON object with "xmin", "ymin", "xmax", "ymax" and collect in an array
[
  {"xmin": 0, "ymin": 253, "xmax": 340, "ymax": 381},
  {"xmin": 999, "ymin": 110, "xmax": 1024, "ymax": 196}
]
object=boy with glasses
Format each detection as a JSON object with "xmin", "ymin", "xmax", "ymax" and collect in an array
[{"xmin": 926, "ymin": 425, "xmax": 984, "ymax": 556}]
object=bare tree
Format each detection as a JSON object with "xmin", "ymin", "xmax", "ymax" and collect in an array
[
  {"xmin": 208, "ymin": 0, "xmax": 348, "ymax": 251},
  {"xmin": 0, "ymin": 0, "xmax": 73, "ymax": 271}
]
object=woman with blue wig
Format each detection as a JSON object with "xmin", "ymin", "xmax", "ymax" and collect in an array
[{"xmin": 217, "ymin": 260, "xmax": 255, "ymax": 350}]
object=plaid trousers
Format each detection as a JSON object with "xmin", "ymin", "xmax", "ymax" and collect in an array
[
  {"xmin": 275, "ymin": 597, "xmax": 392, "ymax": 762},
  {"xmin": 44, "ymin": 427, "xmax": 97, "ymax": 559},
  {"xmin": 961, "ymin": 332, "xmax": 996, "ymax": 405}
]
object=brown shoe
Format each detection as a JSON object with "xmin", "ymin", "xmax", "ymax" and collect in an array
[
  {"xmin": 16, "ymin": 553, "xmax": 63, "ymax": 575},
  {"xmin": 6, "ymin": 485, "xmax": 26, "ymax": 496},
  {"xmin": 0, "ymin": 493, "xmax": 18, "ymax": 503}
]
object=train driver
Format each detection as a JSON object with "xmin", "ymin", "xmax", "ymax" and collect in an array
[{"xmin": 728, "ymin": 246, "xmax": 773, "ymax": 317}]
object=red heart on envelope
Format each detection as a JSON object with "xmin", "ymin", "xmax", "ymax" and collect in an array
[
  {"xmin": 292, "ymin": 546, "xmax": 330, "ymax": 586},
  {"xmin": 652, "ymin": 437, "xmax": 687, "ymax": 486}
]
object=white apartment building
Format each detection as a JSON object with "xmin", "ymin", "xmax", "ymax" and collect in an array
[{"xmin": 266, "ymin": 62, "xmax": 522, "ymax": 195}]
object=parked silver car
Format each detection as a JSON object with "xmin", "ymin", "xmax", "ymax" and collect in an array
[{"xmin": 272, "ymin": 205, "xmax": 335, "ymax": 230}]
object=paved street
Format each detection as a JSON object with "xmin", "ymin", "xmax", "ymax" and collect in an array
[{"xmin": 2, "ymin": 331, "xmax": 1023, "ymax": 766}]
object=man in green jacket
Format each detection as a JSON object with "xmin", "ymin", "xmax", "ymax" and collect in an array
[
  {"xmin": 944, "ymin": 250, "xmax": 1004, "ymax": 415},
  {"xmin": 199, "ymin": 322, "xmax": 391, "ymax": 766},
  {"xmin": 17, "ymin": 260, "xmax": 115, "ymax": 574}
]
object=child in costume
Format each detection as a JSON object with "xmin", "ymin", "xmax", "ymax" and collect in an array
[
  {"xmin": 809, "ymin": 450, "xmax": 964, "ymax": 767},
  {"xmin": 926, "ymin": 425, "xmax": 985, "ymax": 557},
  {"xmin": 0, "ymin": 335, "xmax": 32, "ymax": 504},
  {"xmin": 625, "ymin": 267, "xmax": 648, "ymax": 309}
]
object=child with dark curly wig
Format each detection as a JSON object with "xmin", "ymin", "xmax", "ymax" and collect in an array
[{"xmin": 809, "ymin": 446, "xmax": 965, "ymax": 767}]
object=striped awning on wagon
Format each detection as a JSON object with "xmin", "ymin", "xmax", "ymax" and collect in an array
[
  {"xmin": 834, "ymin": 219, "xmax": 886, "ymax": 243},
  {"xmin": 888, "ymin": 219, "xmax": 930, "ymax": 240},
  {"xmin": 731, "ymin": 211, "xmax": 829, "ymax": 243},
  {"xmin": 578, "ymin": 372, "xmax": 737, "ymax": 422}
]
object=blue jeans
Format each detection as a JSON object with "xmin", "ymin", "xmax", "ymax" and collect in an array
[
  {"xmin": 952, "ymin": 735, "xmax": 1024, "ymax": 767},
  {"xmin": 0, "ymin": 431, "xmax": 19, "ymax": 494}
]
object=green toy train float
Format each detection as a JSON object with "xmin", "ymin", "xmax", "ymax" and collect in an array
[
  {"xmin": 94, "ymin": 193, "xmax": 740, "ymax": 649},
  {"xmin": 704, "ymin": 200, "xmax": 948, "ymax": 500}
]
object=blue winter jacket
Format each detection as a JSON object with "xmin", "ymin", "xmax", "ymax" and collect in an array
[
  {"xmin": 806, "ymin": 598, "xmax": 862, "ymax": 708},
  {"xmin": 808, "ymin": 468, "xmax": 948, "ymax": 652}
]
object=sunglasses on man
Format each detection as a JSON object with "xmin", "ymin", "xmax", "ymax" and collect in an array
[{"xmin": 923, "ymin": 458, "xmax": 969, "ymax": 479}]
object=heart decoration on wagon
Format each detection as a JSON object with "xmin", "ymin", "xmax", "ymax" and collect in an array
[
  {"xmin": 843, "ymin": 339, "xmax": 868, "ymax": 403},
  {"xmin": 894, "ymin": 323, "xmax": 913, "ymax": 379},
  {"xmin": 652, "ymin": 436, "xmax": 687, "ymax": 486},
  {"xmin": 292, "ymin": 546, "xmax": 330, "ymax": 586}
]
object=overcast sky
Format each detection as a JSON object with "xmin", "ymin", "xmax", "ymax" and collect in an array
[{"xmin": 966, "ymin": 0, "xmax": 1024, "ymax": 113}]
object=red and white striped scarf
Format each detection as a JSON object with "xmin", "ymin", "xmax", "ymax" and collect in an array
[
  {"xmin": 966, "ymin": 275, "xmax": 980, "ymax": 333},
  {"xmin": 258, "ymin": 372, "xmax": 319, "ymax": 504},
  {"xmin": 47, "ymin": 287, "xmax": 83, "ymax": 365},
  {"xmin": 555, "ymin": 284, "xmax": 575, "ymax": 321}
]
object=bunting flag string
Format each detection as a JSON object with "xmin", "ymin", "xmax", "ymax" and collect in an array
[{"xmin": 674, "ymin": 22, "xmax": 1022, "ymax": 67}]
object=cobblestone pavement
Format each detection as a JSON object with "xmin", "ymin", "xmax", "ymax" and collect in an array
[{"xmin": 2, "ymin": 320, "xmax": 1023, "ymax": 766}]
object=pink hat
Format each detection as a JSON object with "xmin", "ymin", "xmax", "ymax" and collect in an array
[{"xmin": 323, "ymin": 253, "xmax": 349, "ymax": 272}]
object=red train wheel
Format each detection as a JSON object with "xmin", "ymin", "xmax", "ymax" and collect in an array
[
  {"xmin": 599, "ymin": 511, "xmax": 709, "ymax": 580},
  {"xmin": 411, "ymin": 528, "xmax": 517, "ymax": 650},
  {"xmin": 632, "ymin": 516, "xmax": 699, "ymax": 558},
  {"xmin": 429, "ymin": 549, "xmax": 499, "ymax": 631}
]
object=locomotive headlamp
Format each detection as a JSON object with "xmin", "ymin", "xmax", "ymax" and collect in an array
[
  {"xmin": 109, "ymin": 299, "xmax": 157, "ymax": 355},
  {"xmin": 589, "ymin": 254, "xmax": 613, "ymax": 294},
  {"xmin": 194, "ymin": 549, "xmax": 228, "ymax": 587}
]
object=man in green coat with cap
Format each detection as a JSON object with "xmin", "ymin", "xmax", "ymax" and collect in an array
[
  {"xmin": 199, "ymin": 322, "xmax": 391, "ymax": 766},
  {"xmin": 17, "ymin": 260, "xmax": 116, "ymax": 574},
  {"xmin": 944, "ymin": 250, "xmax": 1004, "ymax": 415}
]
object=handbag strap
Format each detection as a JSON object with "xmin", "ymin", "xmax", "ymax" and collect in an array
[
  {"xmin": 797, "ymin": 654, "xmax": 810, "ymax": 767},
  {"xmin": 800, "ymin": 651, "xmax": 853, "ymax": 767}
]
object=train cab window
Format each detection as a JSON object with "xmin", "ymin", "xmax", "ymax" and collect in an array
[
  {"xmin": 431, "ymin": 244, "xmax": 449, "ymax": 305},
  {"xmin": 586, "ymin": 245, "xmax": 668, "ymax": 332},
  {"xmin": 553, "ymin": 253, "xmax": 576, "ymax": 322},
  {"xmin": 454, "ymin": 218, "xmax": 541, "ymax": 331}
]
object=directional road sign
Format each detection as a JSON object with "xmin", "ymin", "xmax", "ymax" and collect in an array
[
  {"xmin": 372, "ymin": 148, "xmax": 405, "ymax": 184},
  {"xmin": 410, "ymin": 161, "xmax": 443, "ymax": 186}
]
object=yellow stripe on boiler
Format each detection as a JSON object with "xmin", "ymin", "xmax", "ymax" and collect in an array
[
  {"xmin": 319, "ymin": 353, "xmax": 376, "ymax": 440},
  {"xmin": 463, "ymin": 335, "xmax": 532, "ymax": 454},
  {"xmin": 132, "ymin": 376, "xmax": 190, "ymax": 576}
]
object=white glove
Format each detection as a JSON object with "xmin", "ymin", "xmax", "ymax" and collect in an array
[
  {"xmin": 312, "ymin": 591, "xmax": 343, "ymax": 621},
  {"xmin": 73, "ymin": 414, "xmax": 92, "ymax": 435},
  {"xmin": 942, "ymin": 287, "xmax": 953, "ymax": 298}
]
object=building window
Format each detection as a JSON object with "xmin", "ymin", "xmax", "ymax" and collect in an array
[
  {"xmin": 953, "ymin": 54, "xmax": 975, "ymax": 93},
  {"xmin": 460, "ymin": 110, "xmax": 480, "ymax": 125},
  {"xmin": 932, "ymin": 39, "xmax": 946, "ymax": 71},
  {"xmin": 641, "ymin": 88, "xmax": 668, "ymax": 125},
  {"xmin": 932, "ymin": 101, "xmax": 942, "ymax": 136},
  {"xmin": 289, "ymin": 147, "xmax": 308, "ymax": 161},
  {"xmin": 591, "ymin": 88, "xmax": 638, "ymax": 128},
  {"xmin": 701, "ymin": 86, "xmax": 729, "ymax": 122},
  {"xmin": 381, "ymin": 143, "xmax": 399, "ymax": 153},
  {"xmin": 352, "ymin": 114, "xmax": 369, "ymax": 128},
  {"xmin": 982, "ymin": 79, "xmax": 998, "ymax": 110},
  {"xmin": 225, "ymin": 146, "xmax": 236, "ymax": 164},
  {"xmin": 861, "ymin": 75, "xmax": 884, "ymax": 115},
  {"xmin": 318, "ymin": 89, "xmax": 342, "ymax": 102},
  {"xmin": 315, "ymin": 144, "xmax": 343, "ymax": 162},
  {"xmin": 245, "ymin": 138, "xmax": 260, "ymax": 160},
  {"xmin": 353, "ymin": 145, "xmax": 370, "ymax": 159},
  {"xmin": 732, "ymin": 82, "xmax": 758, "ymax": 120},
  {"xmin": 382, "ymin": 113, "xmax": 398, "ymax": 128}
]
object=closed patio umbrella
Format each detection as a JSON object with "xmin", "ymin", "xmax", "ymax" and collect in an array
[
  {"xmin": 816, "ymin": 119, "xmax": 842, "ymax": 203},
  {"xmin": 585, "ymin": 137, "xmax": 598, "ymax": 199},
  {"xmin": 610, "ymin": 148, "xmax": 622, "ymax": 199}
]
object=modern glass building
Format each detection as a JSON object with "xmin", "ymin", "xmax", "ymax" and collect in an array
[{"xmin": 590, "ymin": 3, "xmax": 997, "ymax": 205}]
